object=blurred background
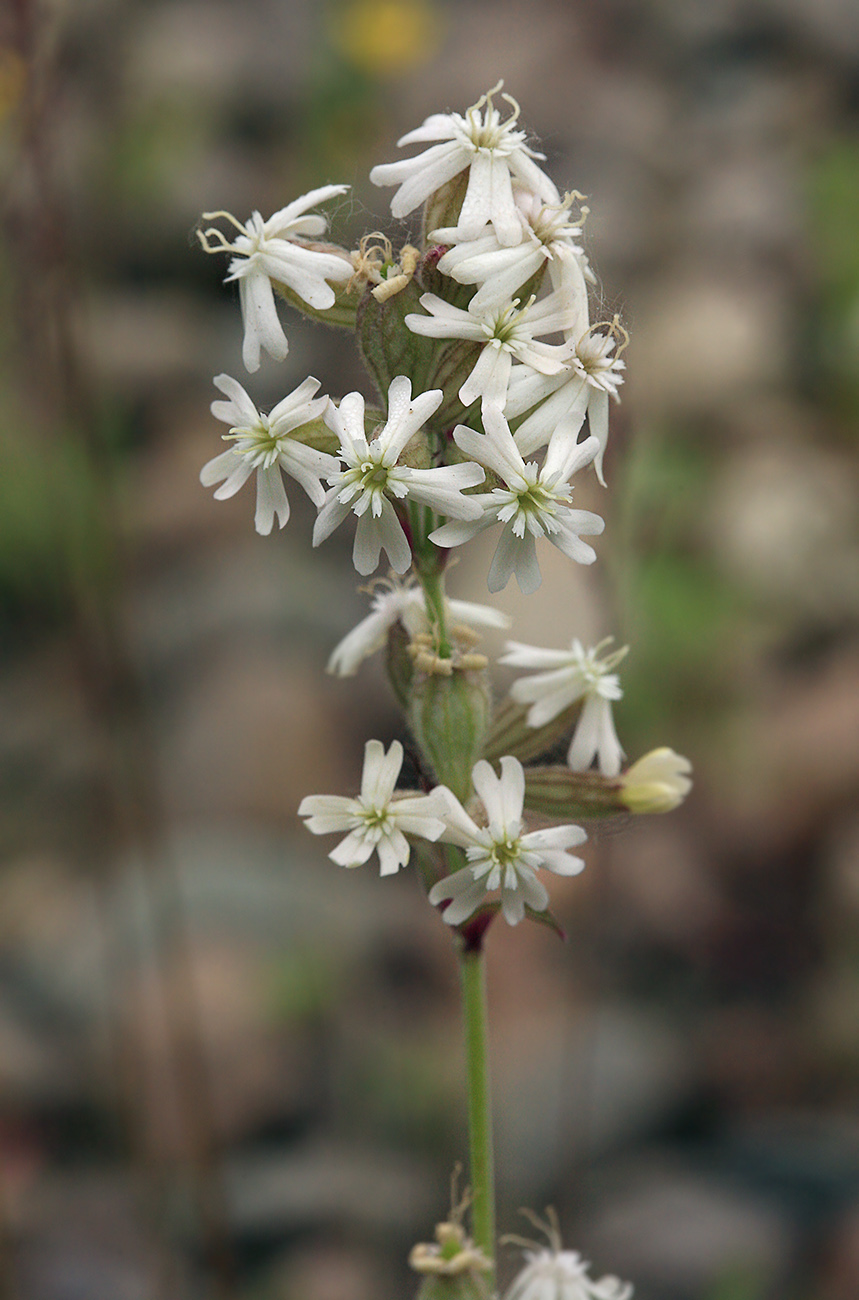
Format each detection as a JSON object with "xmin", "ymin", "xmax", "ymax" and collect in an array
[{"xmin": 1, "ymin": 0, "xmax": 859, "ymax": 1297}]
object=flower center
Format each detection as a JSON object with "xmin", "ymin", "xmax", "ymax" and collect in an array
[
  {"xmin": 493, "ymin": 471, "xmax": 571, "ymax": 538},
  {"xmin": 361, "ymin": 806, "xmax": 391, "ymax": 832},
  {"xmin": 224, "ymin": 417, "xmax": 282, "ymax": 469},
  {"xmin": 486, "ymin": 836, "xmax": 522, "ymax": 868},
  {"xmin": 456, "ymin": 84, "xmax": 526, "ymax": 155},
  {"xmin": 483, "ymin": 297, "xmax": 534, "ymax": 347}
]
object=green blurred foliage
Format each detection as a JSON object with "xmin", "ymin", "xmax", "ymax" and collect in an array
[
  {"xmin": 615, "ymin": 428, "xmax": 751, "ymax": 750},
  {"xmin": 806, "ymin": 139, "xmax": 859, "ymax": 423}
]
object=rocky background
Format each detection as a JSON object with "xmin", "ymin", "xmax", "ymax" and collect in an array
[{"xmin": 1, "ymin": 1, "xmax": 859, "ymax": 1298}]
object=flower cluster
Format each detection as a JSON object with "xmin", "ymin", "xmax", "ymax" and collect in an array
[
  {"xmin": 198, "ymin": 82, "xmax": 691, "ymax": 929},
  {"xmin": 199, "ymin": 82, "xmax": 697, "ymax": 1299}
]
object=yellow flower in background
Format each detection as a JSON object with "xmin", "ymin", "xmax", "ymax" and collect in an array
[
  {"xmin": 0, "ymin": 47, "xmax": 26, "ymax": 125},
  {"xmin": 328, "ymin": 0, "xmax": 442, "ymax": 76}
]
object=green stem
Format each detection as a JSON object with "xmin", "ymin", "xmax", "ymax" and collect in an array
[
  {"xmin": 420, "ymin": 568, "xmax": 450, "ymax": 658},
  {"xmin": 459, "ymin": 945, "xmax": 495, "ymax": 1271}
]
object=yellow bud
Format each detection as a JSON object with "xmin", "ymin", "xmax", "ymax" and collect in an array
[{"xmin": 621, "ymin": 748, "xmax": 692, "ymax": 813}]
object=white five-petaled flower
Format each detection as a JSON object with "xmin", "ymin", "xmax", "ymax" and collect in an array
[
  {"xmin": 198, "ymin": 186, "xmax": 352, "ymax": 372},
  {"xmin": 504, "ymin": 1247, "xmax": 634, "ymax": 1300},
  {"xmin": 429, "ymin": 756, "xmax": 587, "ymax": 926},
  {"xmin": 434, "ymin": 189, "xmax": 590, "ymax": 314},
  {"xmin": 200, "ymin": 374, "xmax": 338, "ymax": 535},
  {"xmin": 313, "ymin": 376, "xmax": 485, "ymax": 576},
  {"xmin": 404, "ymin": 291, "xmax": 573, "ymax": 410},
  {"xmin": 298, "ymin": 739, "xmax": 448, "ymax": 876},
  {"xmin": 501, "ymin": 637, "xmax": 628, "ymax": 777},
  {"xmin": 327, "ymin": 576, "xmax": 511, "ymax": 677},
  {"xmin": 507, "ymin": 317, "xmax": 628, "ymax": 486},
  {"xmin": 370, "ymin": 82, "xmax": 559, "ymax": 246},
  {"xmin": 429, "ymin": 406, "xmax": 604, "ymax": 594}
]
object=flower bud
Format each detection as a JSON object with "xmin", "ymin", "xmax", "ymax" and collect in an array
[
  {"xmin": 620, "ymin": 748, "xmax": 692, "ymax": 813},
  {"xmin": 522, "ymin": 765, "xmax": 625, "ymax": 820},
  {"xmin": 483, "ymin": 698, "xmax": 584, "ymax": 765},
  {"xmin": 411, "ymin": 1220, "xmax": 492, "ymax": 1300}
]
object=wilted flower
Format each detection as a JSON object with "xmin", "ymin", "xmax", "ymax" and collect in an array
[{"xmin": 327, "ymin": 577, "xmax": 510, "ymax": 677}]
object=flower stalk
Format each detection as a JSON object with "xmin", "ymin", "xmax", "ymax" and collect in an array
[
  {"xmin": 199, "ymin": 79, "xmax": 693, "ymax": 1293},
  {"xmin": 458, "ymin": 942, "xmax": 496, "ymax": 1276}
]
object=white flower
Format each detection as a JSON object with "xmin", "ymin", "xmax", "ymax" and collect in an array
[
  {"xmin": 434, "ymin": 189, "xmax": 590, "ymax": 314},
  {"xmin": 621, "ymin": 748, "xmax": 692, "ymax": 813},
  {"xmin": 370, "ymin": 82, "xmax": 559, "ymax": 246},
  {"xmin": 200, "ymin": 374, "xmax": 338, "ymax": 535},
  {"xmin": 198, "ymin": 186, "xmax": 352, "ymax": 372},
  {"xmin": 501, "ymin": 637, "xmax": 628, "ymax": 777},
  {"xmin": 327, "ymin": 577, "xmax": 511, "ymax": 677},
  {"xmin": 298, "ymin": 739, "xmax": 448, "ymax": 876},
  {"xmin": 312, "ymin": 377, "xmax": 485, "ymax": 576},
  {"xmin": 505, "ymin": 1248, "xmax": 633, "ymax": 1300},
  {"xmin": 404, "ymin": 291, "xmax": 573, "ymax": 410},
  {"xmin": 429, "ymin": 756, "xmax": 587, "ymax": 926},
  {"xmin": 507, "ymin": 317, "xmax": 627, "ymax": 486},
  {"xmin": 429, "ymin": 406, "xmax": 604, "ymax": 594}
]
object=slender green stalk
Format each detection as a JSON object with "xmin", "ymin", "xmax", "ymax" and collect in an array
[
  {"xmin": 459, "ymin": 945, "xmax": 495, "ymax": 1270},
  {"xmin": 419, "ymin": 564, "xmax": 451, "ymax": 659}
]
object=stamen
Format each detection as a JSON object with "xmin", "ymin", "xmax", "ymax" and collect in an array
[
  {"xmin": 200, "ymin": 210, "xmax": 249, "ymax": 235},
  {"xmin": 579, "ymin": 314, "xmax": 630, "ymax": 356},
  {"xmin": 197, "ymin": 227, "xmax": 235, "ymax": 254},
  {"xmin": 500, "ymin": 90, "xmax": 521, "ymax": 124}
]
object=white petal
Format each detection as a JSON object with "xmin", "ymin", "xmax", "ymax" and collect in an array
[
  {"xmin": 239, "ymin": 271, "xmax": 288, "ymax": 372},
  {"xmin": 254, "ymin": 466, "xmax": 289, "ymax": 535},
  {"xmin": 329, "ymin": 830, "xmax": 376, "ymax": 867},
  {"xmin": 326, "ymin": 605, "xmax": 399, "ymax": 677},
  {"xmin": 361, "ymin": 738, "xmax": 402, "ymax": 806},
  {"xmin": 459, "ymin": 345, "xmax": 511, "ymax": 409},
  {"xmin": 312, "ymin": 489, "xmax": 352, "ymax": 547},
  {"xmin": 429, "ymin": 868, "xmax": 488, "ymax": 925},
  {"xmin": 211, "ymin": 374, "xmax": 260, "ymax": 425},
  {"xmin": 200, "ymin": 448, "xmax": 240, "ymax": 488},
  {"xmin": 487, "ymin": 526, "xmax": 525, "ymax": 593},
  {"xmin": 471, "ymin": 760, "xmax": 507, "ymax": 838}
]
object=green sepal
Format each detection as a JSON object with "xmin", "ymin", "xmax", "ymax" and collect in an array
[
  {"xmin": 483, "ymin": 696, "xmax": 583, "ymax": 764},
  {"xmin": 524, "ymin": 904, "xmax": 567, "ymax": 941},
  {"xmin": 523, "ymin": 764, "xmax": 627, "ymax": 820},
  {"xmin": 423, "ymin": 172, "xmax": 469, "ymax": 246},
  {"xmin": 415, "ymin": 1271, "xmax": 490, "ymax": 1300},
  {"xmin": 386, "ymin": 619, "xmax": 416, "ymax": 712},
  {"xmin": 292, "ymin": 416, "xmax": 339, "ymax": 456},
  {"xmin": 274, "ymin": 270, "xmax": 358, "ymax": 330},
  {"xmin": 408, "ymin": 667, "xmax": 490, "ymax": 803},
  {"xmin": 356, "ymin": 275, "xmax": 438, "ymax": 404}
]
